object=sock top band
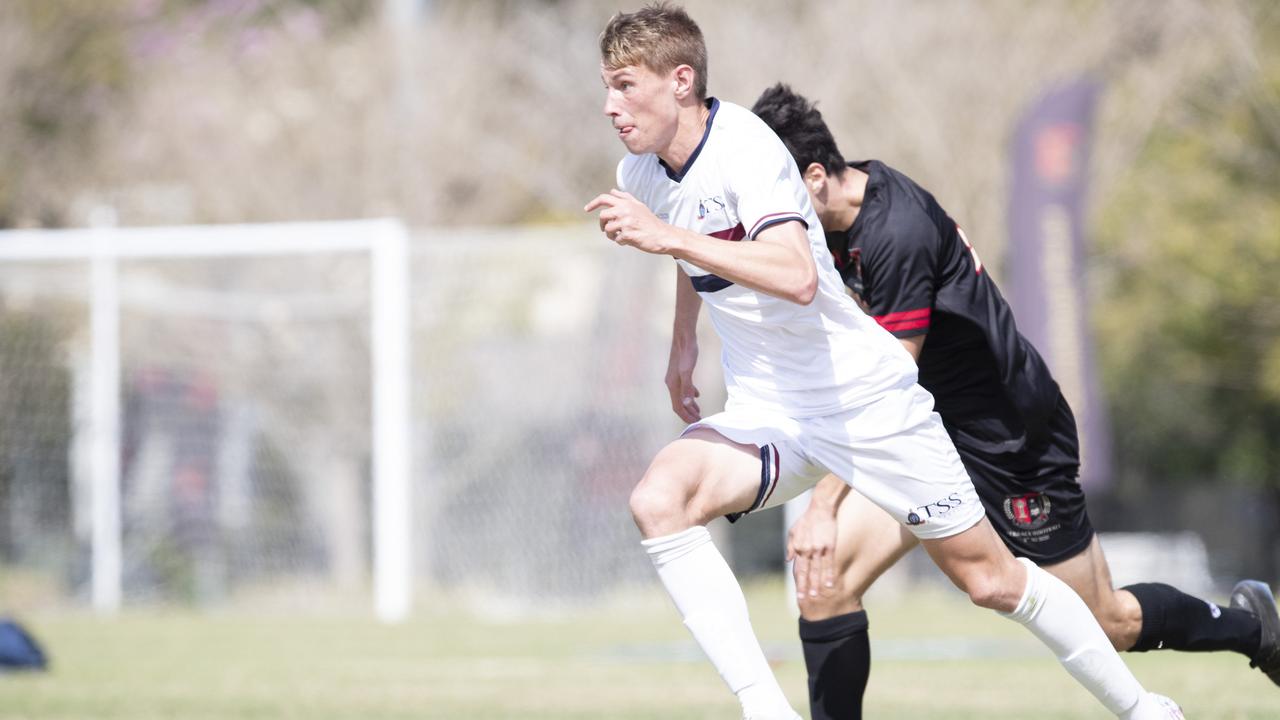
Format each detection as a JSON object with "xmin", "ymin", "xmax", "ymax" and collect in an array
[{"xmin": 799, "ymin": 610, "xmax": 869, "ymax": 641}]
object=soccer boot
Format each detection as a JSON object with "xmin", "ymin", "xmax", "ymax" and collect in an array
[{"xmin": 1229, "ymin": 579, "xmax": 1280, "ymax": 686}]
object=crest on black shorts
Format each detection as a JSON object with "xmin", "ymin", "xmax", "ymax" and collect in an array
[{"xmin": 1003, "ymin": 492, "xmax": 1052, "ymax": 529}]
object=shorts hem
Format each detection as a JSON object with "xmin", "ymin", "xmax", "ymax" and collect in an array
[
  {"xmin": 907, "ymin": 504, "xmax": 986, "ymax": 541},
  {"xmin": 1017, "ymin": 526, "xmax": 1097, "ymax": 566}
]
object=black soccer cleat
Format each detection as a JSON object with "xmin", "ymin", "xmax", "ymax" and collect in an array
[{"xmin": 1230, "ymin": 579, "xmax": 1280, "ymax": 687}]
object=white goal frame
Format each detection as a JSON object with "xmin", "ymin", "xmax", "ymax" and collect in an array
[{"xmin": 0, "ymin": 219, "xmax": 412, "ymax": 623}]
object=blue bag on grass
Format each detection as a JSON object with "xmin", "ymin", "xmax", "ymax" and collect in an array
[{"xmin": 0, "ymin": 618, "xmax": 47, "ymax": 671}]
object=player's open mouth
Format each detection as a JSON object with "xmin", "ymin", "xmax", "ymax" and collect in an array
[{"xmin": 616, "ymin": 126, "xmax": 634, "ymax": 137}]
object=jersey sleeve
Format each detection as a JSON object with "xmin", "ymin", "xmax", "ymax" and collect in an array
[
  {"xmin": 861, "ymin": 221, "xmax": 939, "ymax": 338},
  {"xmin": 723, "ymin": 135, "xmax": 808, "ymax": 240}
]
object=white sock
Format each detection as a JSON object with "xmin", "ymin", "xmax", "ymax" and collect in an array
[
  {"xmin": 1000, "ymin": 558, "xmax": 1151, "ymax": 717},
  {"xmin": 643, "ymin": 526, "xmax": 795, "ymax": 718},
  {"xmin": 1120, "ymin": 694, "xmax": 1180, "ymax": 720}
]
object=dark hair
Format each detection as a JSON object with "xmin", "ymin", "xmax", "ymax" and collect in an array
[
  {"xmin": 751, "ymin": 83, "xmax": 846, "ymax": 176},
  {"xmin": 601, "ymin": 3, "xmax": 707, "ymax": 101}
]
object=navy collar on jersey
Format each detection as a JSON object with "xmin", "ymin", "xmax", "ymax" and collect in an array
[{"xmin": 658, "ymin": 97, "xmax": 720, "ymax": 183}]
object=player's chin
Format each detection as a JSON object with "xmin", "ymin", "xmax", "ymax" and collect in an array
[{"xmin": 619, "ymin": 131, "xmax": 647, "ymax": 153}]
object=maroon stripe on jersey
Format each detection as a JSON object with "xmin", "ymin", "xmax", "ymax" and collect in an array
[
  {"xmin": 709, "ymin": 223, "xmax": 746, "ymax": 241},
  {"xmin": 748, "ymin": 212, "xmax": 806, "ymax": 238}
]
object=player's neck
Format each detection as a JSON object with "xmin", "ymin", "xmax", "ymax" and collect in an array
[
  {"xmin": 831, "ymin": 167, "xmax": 870, "ymax": 232},
  {"xmin": 657, "ymin": 101, "xmax": 711, "ymax": 174}
]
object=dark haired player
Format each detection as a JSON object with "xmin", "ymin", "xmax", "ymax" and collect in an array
[{"xmin": 751, "ymin": 83, "xmax": 1280, "ymax": 720}]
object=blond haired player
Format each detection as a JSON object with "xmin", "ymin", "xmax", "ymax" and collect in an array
[{"xmin": 586, "ymin": 4, "xmax": 1183, "ymax": 719}]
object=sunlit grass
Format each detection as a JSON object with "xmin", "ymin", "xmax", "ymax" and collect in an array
[{"xmin": 1, "ymin": 578, "xmax": 1276, "ymax": 719}]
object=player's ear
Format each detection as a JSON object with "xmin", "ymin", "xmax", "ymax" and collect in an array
[
  {"xmin": 672, "ymin": 64, "xmax": 695, "ymax": 100},
  {"xmin": 803, "ymin": 163, "xmax": 827, "ymax": 194}
]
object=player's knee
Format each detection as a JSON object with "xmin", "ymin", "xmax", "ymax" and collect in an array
[
  {"xmin": 628, "ymin": 481, "xmax": 669, "ymax": 530},
  {"xmin": 1093, "ymin": 594, "xmax": 1141, "ymax": 650},
  {"xmin": 961, "ymin": 574, "xmax": 1017, "ymax": 612},
  {"xmin": 628, "ymin": 472, "xmax": 689, "ymax": 535},
  {"xmin": 797, "ymin": 591, "xmax": 863, "ymax": 620},
  {"xmin": 796, "ymin": 592, "xmax": 834, "ymax": 619},
  {"xmin": 1095, "ymin": 615, "xmax": 1128, "ymax": 650}
]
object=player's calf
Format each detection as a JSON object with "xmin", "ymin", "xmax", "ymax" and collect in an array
[{"xmin": 1086, "ymin": 589, "xmax": 1144, "ymax": 651}]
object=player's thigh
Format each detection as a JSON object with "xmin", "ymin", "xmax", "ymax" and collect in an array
[
  {"xmin": 810, "ymin": 384, "xmax": 984, "ymax": 541},
  {"xmin": 830, "ymin": 483, "xmax": 919, "ymax": 600},
  {"xmin": 677, "ymin": 408, "xmax": 825, "ymax": 523},
  {"xmin": 634, "ymin": 426, "xmax": 765, "ymax": 532}
]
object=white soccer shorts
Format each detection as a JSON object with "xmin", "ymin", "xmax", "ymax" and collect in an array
[{"xmin": 684, "ymin": 381, "xmax": 984, "ymax": 540}]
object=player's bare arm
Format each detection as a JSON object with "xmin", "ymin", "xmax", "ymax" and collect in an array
[
  {"xmin": 898, "ymin": 334, "xmax": 924, "ymax": 361},
  {"xmin": 789, "ymin": 474, "xmax": 849, "ymax": 600},
  {"xmin": 665, "ymin": 265, "xmax": 702, "ymax": 423},
  {"xmin": 684, "ymin": 219, "xmax": 817, "ymax": 305},
  {"xmin": 585, "ymin": 191, "xmax": 818, "ymax": 305}
]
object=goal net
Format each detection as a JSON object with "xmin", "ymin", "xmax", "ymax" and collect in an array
[
  {"xmin": 412, "ymin": 224, "xmax": 680, "ymax": 612},
  {"xmin": 0, "ymin": 220, "xmax": 684, "ymax": 617}
]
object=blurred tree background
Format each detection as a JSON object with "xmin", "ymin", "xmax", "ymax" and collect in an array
[
  {"xmin": 1095, "ymin": 4, "xmax": 1280, "ymax": 576},
  {"xmin": 0, "ymin": 0, "xmax": 1276, "ymax": 581}
]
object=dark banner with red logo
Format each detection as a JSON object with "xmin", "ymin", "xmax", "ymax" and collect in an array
[{"xmin": 1006, "ymin": 78, "xmax": 1112, "ymax": 490}]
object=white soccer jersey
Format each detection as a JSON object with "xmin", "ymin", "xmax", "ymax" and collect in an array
[{"xmin": 617, "ymin": 99, "xmax": 918, "ymax": 417}]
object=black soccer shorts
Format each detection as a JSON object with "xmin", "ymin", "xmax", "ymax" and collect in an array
[{"xmin": 953, "ymin": 398, "xmax": 1095, "ymax": 566}]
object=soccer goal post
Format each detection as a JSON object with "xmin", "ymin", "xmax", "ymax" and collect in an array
[{"xmin": 0, "ymin": 219, "xmax": 412, "ymax": 623}]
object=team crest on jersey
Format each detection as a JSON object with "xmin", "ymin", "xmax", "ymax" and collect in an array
[
  {"xmin": 1003, "ymin": 492, "xmax": 1052, "ymax": 529},
  {"xmin": 697, "ymin": 195, "xmax": 726, "ymax": 219}
]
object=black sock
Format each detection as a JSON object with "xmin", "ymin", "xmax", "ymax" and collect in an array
[
  {"xmin": 799, "ymin": 610, "xmax": 869, "ymax": 720},
  {"xmin": 1124, "ymin": 582, "xmax": 1262, "ymax": 657}
]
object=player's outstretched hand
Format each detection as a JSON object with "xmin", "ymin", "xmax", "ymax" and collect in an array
[
  {"xmin": 787, "ymin": 506, "xmax": 838, "ymax": 601},
  {"xmin": 584, "ymin": 190, "xmax": 670, "ymax": 254}
]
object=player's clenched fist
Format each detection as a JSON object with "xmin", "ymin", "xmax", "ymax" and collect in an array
[{"xmin": 584, "ymin": 189, "xmax": 671, "ymax": 255}]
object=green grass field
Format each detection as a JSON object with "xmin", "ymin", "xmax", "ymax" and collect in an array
[{"xmin": 1, "ymin": 579, "xmax": 1277, "ymax": 719}]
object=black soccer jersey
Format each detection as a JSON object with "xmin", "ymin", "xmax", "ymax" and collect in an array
[{"xmin": 828, "ymin": 160, "xmax": 1068, "ymax": 460}]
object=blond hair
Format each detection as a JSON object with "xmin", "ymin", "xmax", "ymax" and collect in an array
[{"xmin": 600, "ymin": 3, "xmax": 707, "ymax": 101}]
